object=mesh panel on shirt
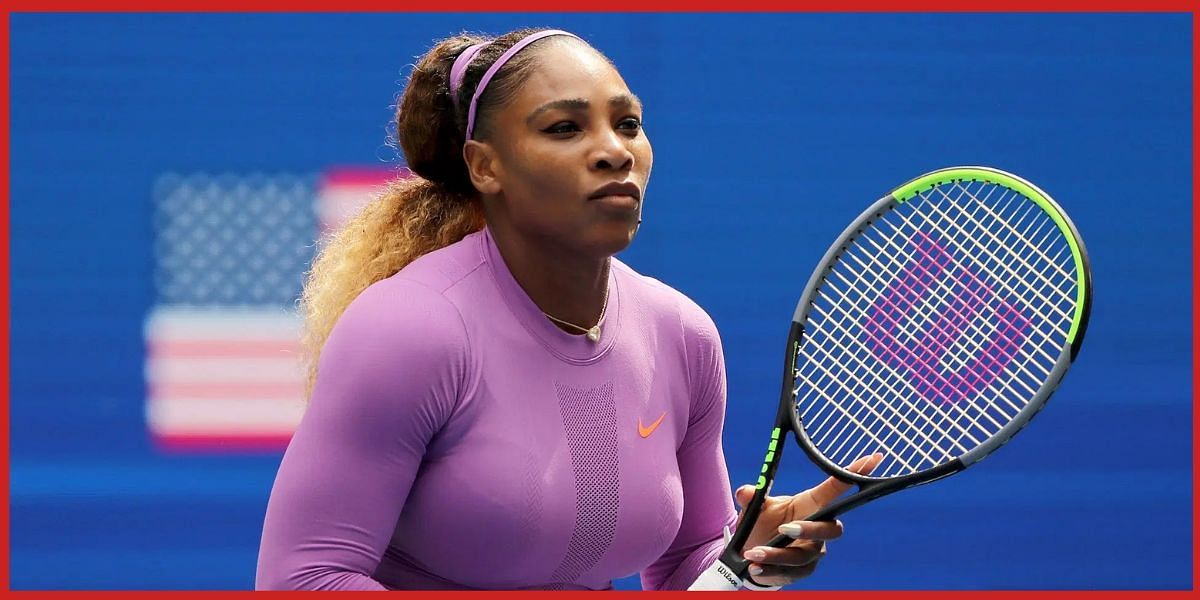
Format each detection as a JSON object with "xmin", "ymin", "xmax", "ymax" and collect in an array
[{"xmin": 549, "ymin": 381, "xmax": 620, "ymax": 586}]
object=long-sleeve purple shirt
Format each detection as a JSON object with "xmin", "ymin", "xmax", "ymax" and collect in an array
[{"xmin": 256, "ymin": 227, "xmax": 736, "ymax": 590}]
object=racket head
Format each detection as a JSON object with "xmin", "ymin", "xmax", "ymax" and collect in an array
[{"xmin": 788, "ymin": 166, "xmax": 1092, "ymax": 487}]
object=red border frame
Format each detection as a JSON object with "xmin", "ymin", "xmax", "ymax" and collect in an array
[
  {"xmin": 0, "ymin": 1, "xmax": 1197, "ymax": 10},
  {"xmin": 0, "ymin": 6, "xmax": 1195, "ymax": 597},
  {"xmin": 1191, "ymin": 9, "xmax": 1198, "ymax": 597},
  {"xmin": 2, "ymin": 8, "xmax": 10, "ymax": 594}
]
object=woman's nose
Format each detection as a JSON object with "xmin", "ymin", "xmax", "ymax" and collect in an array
[{"xmin": 590, "ymin": 130, "xmax": 634, "ymax": 172}]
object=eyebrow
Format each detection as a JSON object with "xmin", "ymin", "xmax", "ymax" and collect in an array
[{"xmin": 525, "ymin": 93, "xmax": 644, "ymax": 124}]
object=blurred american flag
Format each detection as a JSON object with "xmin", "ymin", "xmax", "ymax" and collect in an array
[{"xmin": 144, "ymin": 168, "xmax": 399, "ymax": 452}]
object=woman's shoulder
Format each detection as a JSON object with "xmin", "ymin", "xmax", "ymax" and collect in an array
[
  {"xmin": 334, "ymin": 234, "xmax": 488, "ymax": 352},
  {"xmin": 393, "ymin": 229, "xmax": 489, "ymax": 295},
  {"xmin": 336, "ymin": 230, "xmax": 487, "ymax": 338},
  {"xmin": 612, "ymin": 259, "xmax": 720, "ymax": 342},
  {"xmin": 333, "ymin": 274, "xmax": 470, "ymax": 357}
]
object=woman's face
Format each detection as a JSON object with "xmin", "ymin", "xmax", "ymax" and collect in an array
[{"xmin": 468, "ymin": 40, "xmax": 653, "ymax": 258}]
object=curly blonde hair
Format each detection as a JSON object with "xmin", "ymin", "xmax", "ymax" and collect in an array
[{"xmin": 298, "ymin": 28, "xmax": 555, "ymax": 399}]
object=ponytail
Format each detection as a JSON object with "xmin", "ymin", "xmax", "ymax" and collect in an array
[{"xmin": 299, "ymin": 27, "xmax": 572, "ymax": 399}]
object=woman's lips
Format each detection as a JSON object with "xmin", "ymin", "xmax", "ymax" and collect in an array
[{"xmin": 590, "ymin": 194, "xmax": 640, "ymax": 211}]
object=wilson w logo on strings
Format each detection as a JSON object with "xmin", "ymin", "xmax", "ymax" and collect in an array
[{"xmin": 863, "ymin": 231, "xmax": 1032, "ymax": 405}]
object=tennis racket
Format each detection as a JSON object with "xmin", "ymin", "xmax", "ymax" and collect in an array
[{"xmin": 689, "ymin": 166, "xmax": 1092, "ymax": 591}]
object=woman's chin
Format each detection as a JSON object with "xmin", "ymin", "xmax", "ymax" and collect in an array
[{"xmin": 590, "ymin": 223, "xmax": 639, "ymax": 257}]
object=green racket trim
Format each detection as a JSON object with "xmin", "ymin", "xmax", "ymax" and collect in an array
[
  {"xmin": 756, "ymin": 427, "xmax": 782, "ymax": 489},
  {"xmin": 890, "ymin": 167, "xmax": 1087, "ymax": 344}
]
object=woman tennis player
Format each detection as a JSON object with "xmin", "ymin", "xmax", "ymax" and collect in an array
[{"xmin": 255, "ymin": 28, "xmax": 878, "ymax": 591}]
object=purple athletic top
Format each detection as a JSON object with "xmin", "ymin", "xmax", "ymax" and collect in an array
[{"xmin": 255, "ymin": 227, "xmax": 736, "ymax": 590}]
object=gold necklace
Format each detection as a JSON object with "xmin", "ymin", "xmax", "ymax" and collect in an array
[{"xmin": 542, "ymin": 282, "xmax": 610, "ymax": 343}]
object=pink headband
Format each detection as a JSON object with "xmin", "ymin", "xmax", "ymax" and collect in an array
[{"xmin": 447, "ymin": 29, "xmax": 581, "ymax": 141}]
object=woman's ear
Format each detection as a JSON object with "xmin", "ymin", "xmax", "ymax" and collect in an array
[{"xmin": 463, "ymin": 140, "xmax": 502, "ymax": 195}]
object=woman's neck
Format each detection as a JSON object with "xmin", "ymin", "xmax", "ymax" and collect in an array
[{"xmin": 487, "ymin": 223, "xmax": 611, "ymax": 333}]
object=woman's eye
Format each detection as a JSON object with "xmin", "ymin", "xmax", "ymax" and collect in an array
[
  {"xmin": 617, "ymin": 117, "xmax": 642, "ymax": 132},
  {"xmin": 543, "ymin": 121, "xmax": 580, "ymax": 135}
]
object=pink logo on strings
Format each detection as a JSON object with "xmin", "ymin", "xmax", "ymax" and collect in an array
[{"xmin": 863, "ymin": 232, "xmax": 1031, "ymax": 405}]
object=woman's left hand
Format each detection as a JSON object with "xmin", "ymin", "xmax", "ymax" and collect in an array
[{"xmin": 732, "ymin": 453, "xmax": 883, "ymax": 588}]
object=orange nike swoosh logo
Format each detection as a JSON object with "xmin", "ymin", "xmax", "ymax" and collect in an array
[{"xmin": 638, "ymin": 411, "xmax": 667, "ymax": 438}]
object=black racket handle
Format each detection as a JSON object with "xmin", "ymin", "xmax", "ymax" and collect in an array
[
  {"xmin": 761, "ymin": 489, "xmax": 860, "ymax": 548},
  {"xmin": 763, "ymin": 512, "xmax": 833, "ymax": 548},
  {"xmin": 760, "ymin": 458, "xmax": 963, "ymax": 549},
  {"xmin": 765, "ymin": 532, "xmax": 795, "ymax": 548}
]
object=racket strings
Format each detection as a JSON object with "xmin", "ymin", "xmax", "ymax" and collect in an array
[
  {"xmin": 946, "ymin": 182, "xmax": 1074, "ymax": 281},
  {"xmin": 804, "ymin": 193, "xmax": 1039, "ymax": 469},
  {"xmin": 806, "ymin": 282, "xmax": 992, "ymax": 455},
  {"xmin": 930, "ymin": 184, "xmax": 1076, "ymax": 324},
  {"xmin": 796, "ymin": 320, "xmax": 964, "ymax": 472},
  {"xmin": 805, "ymin": 268, "xmax": 1008, "ymax": 472},
  {"xmin": 811, "ymin": 182, "xmax": 1075, "ymax": 472},
  {"xmin": 923, "ymin": 185, "xmax": 1075, "ymax": 326},
  {"xmin": 794, "ymin": 323, "xmax": 947, "ymax": 471},
  {"xmin": 802, "ymin": 276, "xmax": 1028, "ymax": 476},
  {"xmin": 794, "ymin": 181, "xmax": 1079, "ymax": 479},
  {"xmin": 835, "ymin": 190, "xmax": 1044, "ymax": 399},
  {"xmin": 810, "ymin": 257, "xmax": 1007, "ymax": 446},
  {"xmin": 889, "ymin": 191, "xmax": 1067, "ymax": 375},
  {"xmin": 884, "ymin": 184, "xmax": 1075, "ymax": 372},
  {"xmin": 913, "ymin": 186, "xmax": 1076, "ymax": 374},
  {"xmin": 800, "ymin": 287, "xmax": 997, "ymax": 473},
  {"xmin": 818, "ymin": 187, "xmax": 1071, "ymax": 473}
]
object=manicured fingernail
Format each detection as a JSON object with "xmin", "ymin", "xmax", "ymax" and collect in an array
[
  {"xmin": 778, "ymin": 523, "xmax": 803, "ymax": 537},
  {"xmin": 744, "ymin": 548, "xmax": 766, "ymax": 561},
  {"xmin": 749, "ymin": 566, "xmax": 764, "ymax": 576}
]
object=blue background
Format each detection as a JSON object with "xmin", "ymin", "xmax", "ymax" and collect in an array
[{"xmin": 9, "ymin": 13, "xmax": 1193, "ymax": 590}]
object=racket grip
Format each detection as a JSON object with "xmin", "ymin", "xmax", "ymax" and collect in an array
[
  {"xmin": 764, "ymin": 501, "xmax": 844, "ymax": 548},
  {"xmin": 765, "ymin": 532, "xmax": 794, "ymax": 548},
  {"xmin": 687, "ymin": 559, "xmax": 744, "ymax": 591},
  {"xmin": 763, "ymin": 499, "xmax": 850, "ymax": 548}
]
